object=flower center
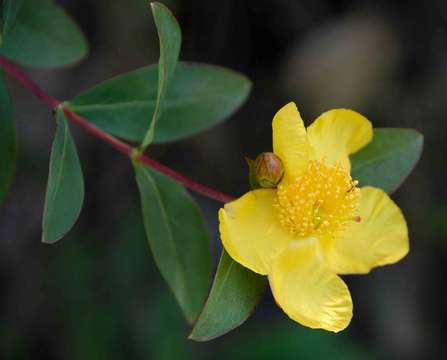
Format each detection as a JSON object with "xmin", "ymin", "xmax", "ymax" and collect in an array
[{"xmin": 274, "ymin": 160, "xmax": 361, "ymax": 238}]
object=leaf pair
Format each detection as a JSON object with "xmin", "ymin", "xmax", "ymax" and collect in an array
[
  {"xmin": 68, "ymin": 63, "xmax": 251, "ymax": 144},
  {"xmin": 0, "ymin": 0, "xmax": 88, "ymax": 208},
  {"xmin": 133, "ymin": 3, "xmax": 216, "ymax": 325},
  {"xmin": 41, "ymin": 115, "xmax": 214, "ymax": 324}
]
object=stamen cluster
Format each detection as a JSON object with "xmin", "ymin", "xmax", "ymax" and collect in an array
[{"xmin": 274, "ymin": 160, "xmax": 360, "ymax": 238}]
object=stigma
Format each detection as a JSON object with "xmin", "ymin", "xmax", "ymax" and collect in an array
[{"xmin": 274, "ymin": 160, "xmax": 361, "ymax": 238}]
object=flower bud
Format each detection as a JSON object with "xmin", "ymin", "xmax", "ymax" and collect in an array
[{"xmin": 246, "ymin": 152, "xmax": 284, "ymax": 188}]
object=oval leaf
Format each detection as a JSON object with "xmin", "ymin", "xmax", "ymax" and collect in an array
[
  {"xmin": 351, "ymin": 128, "xmax": 423, "ymax": 194},
  {"xmin": 0, "ymin": 69, "xmax": 15, "ymax": 205},
  {"xmin": 189, "ymin": 250, "xmax": 267, "ymax": 342},
  {"xmin": 0, "ymin": 0, "xmax": 88, "ymax": 68},
  {"xmin": 134, "ymin": 164, "xmax": 211, "ymax": 323},
  {"xmin": 69, "ymin": 62, "xmax": 251, "ymax": 143},
  {"xmin": 42, "ymin": 110, "xmax": 84, "ymax": 243},
  {"xmin": 141, "ymin": 1, "xmax": 181, "ymax": 147}
]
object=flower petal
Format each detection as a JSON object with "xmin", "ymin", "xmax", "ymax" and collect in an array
[
  {"xmin": 269, "ymin": 239, "xmax": 353, "ymax": 332},
  {"xmin": 322, "ymin": 186, "xmax": 409, "ymax": 274},
  {"xmin": 307, "ymin": 109, "xmax": 372, "ymax": 171},
  {"xmin": 272, "ymin": 102, "xmax": 311, "ymax": 184},
  {"xmin": 219, "ymin": 189, "xmax": 291, "ymax": 275}
]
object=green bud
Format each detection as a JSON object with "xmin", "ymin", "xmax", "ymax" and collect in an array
[{"xmin": 246, "ymin": 152, "xmax": 284, "ymax": 189}]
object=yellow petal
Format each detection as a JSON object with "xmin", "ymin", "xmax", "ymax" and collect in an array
[
  {"xmin": 219, "ymin": 189, "xmax": 291, "ymax": 275},
  {"xmin": 272, "ymin": 102, "xmax": 311, "ymax": 183},
  {"xmin": 269, "ymin": 239, "xmax": 353, "ymax": 332},
  {"xmin": 307, "ymin": 109, "xmax": 372, "ymax": 171},
  {"xmin": 322, "ymin": 186, "xmax": 409, "ymax": 274}
]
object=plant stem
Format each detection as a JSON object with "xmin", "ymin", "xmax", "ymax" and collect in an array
[{"xmin": 0, "ymin": 55, "xmax": 236, "ymax": 204}]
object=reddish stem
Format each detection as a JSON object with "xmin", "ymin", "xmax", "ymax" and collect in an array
[
  {"xmin": 0, "ymin": 56, "xmax": 60, "ymax": 108},
  {"xmin": 0, "ymin": 55, "xmax": 235, "ymax": 203},
  {"xmin": 62, "ymin": 109, "xmax": 135, "ymax": 158}
]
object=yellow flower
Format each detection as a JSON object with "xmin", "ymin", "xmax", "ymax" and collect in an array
[{"xmin": 218, "ymin": 102, "xmax": 408, "ymax": 332}]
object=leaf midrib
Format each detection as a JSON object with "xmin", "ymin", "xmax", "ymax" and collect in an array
[{"xmin": 70, "ymin": 91, "xmax": 241, "ymax": 112}]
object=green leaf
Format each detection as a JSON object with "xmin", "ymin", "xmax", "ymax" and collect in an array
[
  {"xmin": 351, "ymin": 128, "xmax": 423, "ymax": 193},
  {"xmin": 141, "ymin": 2, "xmax": 181, "ymax": 147},
  {"xmin": 0, "ymin": 69, "xmax": 15, "ymax": 206},
  {"xmin": 134, "ymin": 164, "xmax": 211, "ymax": 323},
  {"xmin": 0, "ymin": 0, "xmax": 87, "ymax": 68},
  {"xmin": 189, "ymin": 250, "xmax": 267, "ymax": 342},
  {"xmin": 2, "ymin": 0, "xmax": 23, "ymax": 37},
  {"xmin": 69, "ymin": 62, "xmax": 251, "ymax": 143},
  {"xmin": 42, "ymin": 110, "xmax": 84, "ymax": 243}
]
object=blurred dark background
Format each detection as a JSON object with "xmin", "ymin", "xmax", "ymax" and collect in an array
[{"xmin": 0, "ymin": 0, "xmax": 445, "ymax": 359}]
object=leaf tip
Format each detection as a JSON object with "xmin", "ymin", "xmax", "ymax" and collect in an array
[
  {"xmin": 150, "ymin": 1, "xmax": 165, "ymax": 12},
  {"xmin": 187, "ymin": 330, "xmax": 209, "ymax": 342},
  {"xmin": 41, "ymin": 234, "xmax": 55, "ymax": 244},
  {"xmin": 187, "ymin": 325, "xmax": 234, "ymax": 342},
  {"xmin": 41, "ymin": 227, "xmax": 65, "ymax": 244},
  {"xmin": 187, "ymin": 333, "xmax": 199, "ymax": 342}
]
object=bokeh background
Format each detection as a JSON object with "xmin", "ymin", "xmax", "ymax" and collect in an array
[{"xmin": 0, "ymin": 0, "xmax": 444, "ymax": 359}]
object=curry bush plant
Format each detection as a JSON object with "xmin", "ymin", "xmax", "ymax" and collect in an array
[{"xmin": 0, "ymin": 0, "xmax": 423, "ymax": 341}]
